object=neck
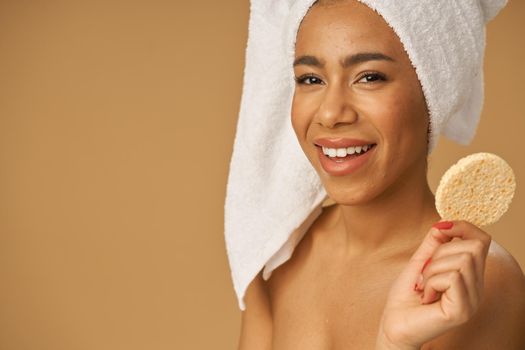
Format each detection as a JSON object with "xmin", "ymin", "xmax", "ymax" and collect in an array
[{"xmin": 332, "ymin": 163, "xmax": 441, "ymax": 260}]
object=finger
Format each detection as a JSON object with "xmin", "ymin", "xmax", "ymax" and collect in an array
[
  {"xmin": 413, "ymin": 219, "xmax": 491, "ymax": 292},
  {"xmin": 405, "ymin": 224, "xmax": 456, "ymax": 293},
  {"xmin": 423, "ymin": 239, "xmax": 487, "ymax": 280},
  {"xmin": 418, "ymin": 252, "xmax": 480, "ymax": 307},
  {"xmin": 422, "ymin": 271, "xmax": 477, "ymax": 327},
  {"xmin": 435, "ymin": 221, "xmax": 492, "ymax": 251},
  {"xmin": 420, "ymin": 270, "xmax": 476, "ymax": 326},
  {"xmin": 408, "ymin": 227, "xmax": 454, "ymax": 274}
]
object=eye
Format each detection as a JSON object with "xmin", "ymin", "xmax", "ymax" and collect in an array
[
  {"xmin": 357, "ymin": 72, "xmax": 386, "ymax": 84},
  {"xmin": 294, "ymin": 73, "xmax": 323, "ymax": 85}
]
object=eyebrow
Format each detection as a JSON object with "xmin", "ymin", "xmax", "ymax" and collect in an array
[{"xmin": 293, "ymin": 52, "xmax": 395, "ymax": 68}]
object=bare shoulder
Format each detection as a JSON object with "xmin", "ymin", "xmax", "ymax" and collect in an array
[
  {"xmin": 425, "ymin": 239, "xmax": 525, "ymax": 349},
  {"xmin": 237, "ymin": 270, "xmax": 273, "ymax": 350},
  {"xmin": 486, "ymin": 239, "xmax": 525, "ymax": 288},
  {"xmin": 484, "ymin": 240, "xmax": 525, "ymax": 317}
]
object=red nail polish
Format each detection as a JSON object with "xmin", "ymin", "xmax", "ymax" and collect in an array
[
  {"xmin": 421, "ymin": 257, "xmax": 432, "ymax": 273},
  {"xmin": 432, "ymin": 221, "xmax": 454, "ymax": 230}
]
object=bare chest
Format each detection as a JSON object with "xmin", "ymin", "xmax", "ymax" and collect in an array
[{"xmin": 267, "ymin": 246, "xmax": 406, "ymax": 350}]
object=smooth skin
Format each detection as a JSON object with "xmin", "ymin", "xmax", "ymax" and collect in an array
[{"xmin": 238, "ymin": 1, "xmax": 525, "ymax": 349}]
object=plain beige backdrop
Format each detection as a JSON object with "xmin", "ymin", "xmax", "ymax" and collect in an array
[{"xmin": 0, "ymin": 1, "xmax": 523, "ymax": 349}]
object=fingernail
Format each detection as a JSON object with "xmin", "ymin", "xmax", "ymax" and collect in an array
[
  {"xmin": 421, "ymin": 257, "xmax": 432, "ymax": 273},
  {"xmin": 414, "ymin": 280, "xmax": 424, "ymax": 292},
  {"xmin": 432, "ymin": 221, "xmax": 454, "ymax": 230},
  {"xmin": 416, "ymin": 274, "xmax": 424, "ymax": 290}
]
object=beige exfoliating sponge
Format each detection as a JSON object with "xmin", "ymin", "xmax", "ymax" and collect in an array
[{"xmin": 435, "ymin": 153, "xmax": 516, "ymax": 227}]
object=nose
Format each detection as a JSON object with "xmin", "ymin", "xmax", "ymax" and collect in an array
[{"xmin": 316, "ymin": 83, "xmax": 358, "ymax": 129}]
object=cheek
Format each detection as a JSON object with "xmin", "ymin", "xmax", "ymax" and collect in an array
[
  {"xmin": 368, "ymin": 88, "xmax": 428, "ymax": 148},
  {"xmin": 291, "ymin": 93, "xmax": 314, "ymax": 140},
  {"xmin": 290, "ymin": 100, "xmax": 300, "ymax": 136}
]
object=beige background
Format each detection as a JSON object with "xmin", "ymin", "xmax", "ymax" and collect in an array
[{"xmin": 0, "ymin": 1, "xmax": 523, "ymax": 349}]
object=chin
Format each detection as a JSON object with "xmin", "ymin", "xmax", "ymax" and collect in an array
[{"xmin": 322, "ymin": 180, "xmax": 381, "ymax": 207}]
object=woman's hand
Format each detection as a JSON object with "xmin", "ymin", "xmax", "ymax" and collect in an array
[{"xmin": 375, "ymin": 220, "xmax": 492, "ymax": 350}]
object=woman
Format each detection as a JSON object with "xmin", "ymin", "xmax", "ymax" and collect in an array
[{"xmin": 231, "ymin": 0, "xmax": 525, "ymax": 349}]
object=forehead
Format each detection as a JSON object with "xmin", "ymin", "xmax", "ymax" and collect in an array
[{"xmin": 295, "ymin": 1, "xmax": 405, "ymax": 58}]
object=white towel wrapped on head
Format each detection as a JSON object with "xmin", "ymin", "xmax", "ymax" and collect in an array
[{"xmin": 225, "ymin": 0, "xmax": 507, "ymax": 311}]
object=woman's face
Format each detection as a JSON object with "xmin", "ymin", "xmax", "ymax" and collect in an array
[{"xmin": 292, "ymin": 0, "xmax": 429, "ymax": 205}]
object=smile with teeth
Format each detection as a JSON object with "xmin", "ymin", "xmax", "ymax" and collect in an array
[{"xmin": 322, "ymin": 144, "xmax": 376, "ymax": 158}]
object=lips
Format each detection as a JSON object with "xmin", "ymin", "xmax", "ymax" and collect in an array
[
  {"xmin": 313, "ymin": 137, "xmax": 377, "ymax": 176},
  {"xmin": 313, "ymin": 137, "xmax": 375, "ymax": 148}
]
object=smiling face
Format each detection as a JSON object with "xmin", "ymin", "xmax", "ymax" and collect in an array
[{"xmin": 291, "ymin": 0, "xmax": 430, "ymax": 205}]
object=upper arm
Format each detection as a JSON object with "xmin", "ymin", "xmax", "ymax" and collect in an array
[
  {"xmin": 238, "ymin": 269, "xmax": 273, "ymax": 350},
  {"xmin": 424, "ymin": 240, "xmax": 525, "ymax": 349}
]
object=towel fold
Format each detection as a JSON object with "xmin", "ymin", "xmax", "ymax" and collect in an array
[{"xmin": 225, "ymin": 0, "xmax": 507, "ymax": 311}]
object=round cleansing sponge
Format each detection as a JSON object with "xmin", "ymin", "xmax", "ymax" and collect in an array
[{"xmin": 435, "ymin": 153, "xmax": 516, "ymax": 227}]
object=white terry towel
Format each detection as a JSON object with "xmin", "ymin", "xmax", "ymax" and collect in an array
[{"xmin": 224, "ymin": 0, "xmax": 508, "ymax": 311}]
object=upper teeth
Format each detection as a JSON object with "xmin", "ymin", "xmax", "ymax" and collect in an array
[{"xmin": 322, "ymin": 144, "xmax": 373, "ymax": 157}]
